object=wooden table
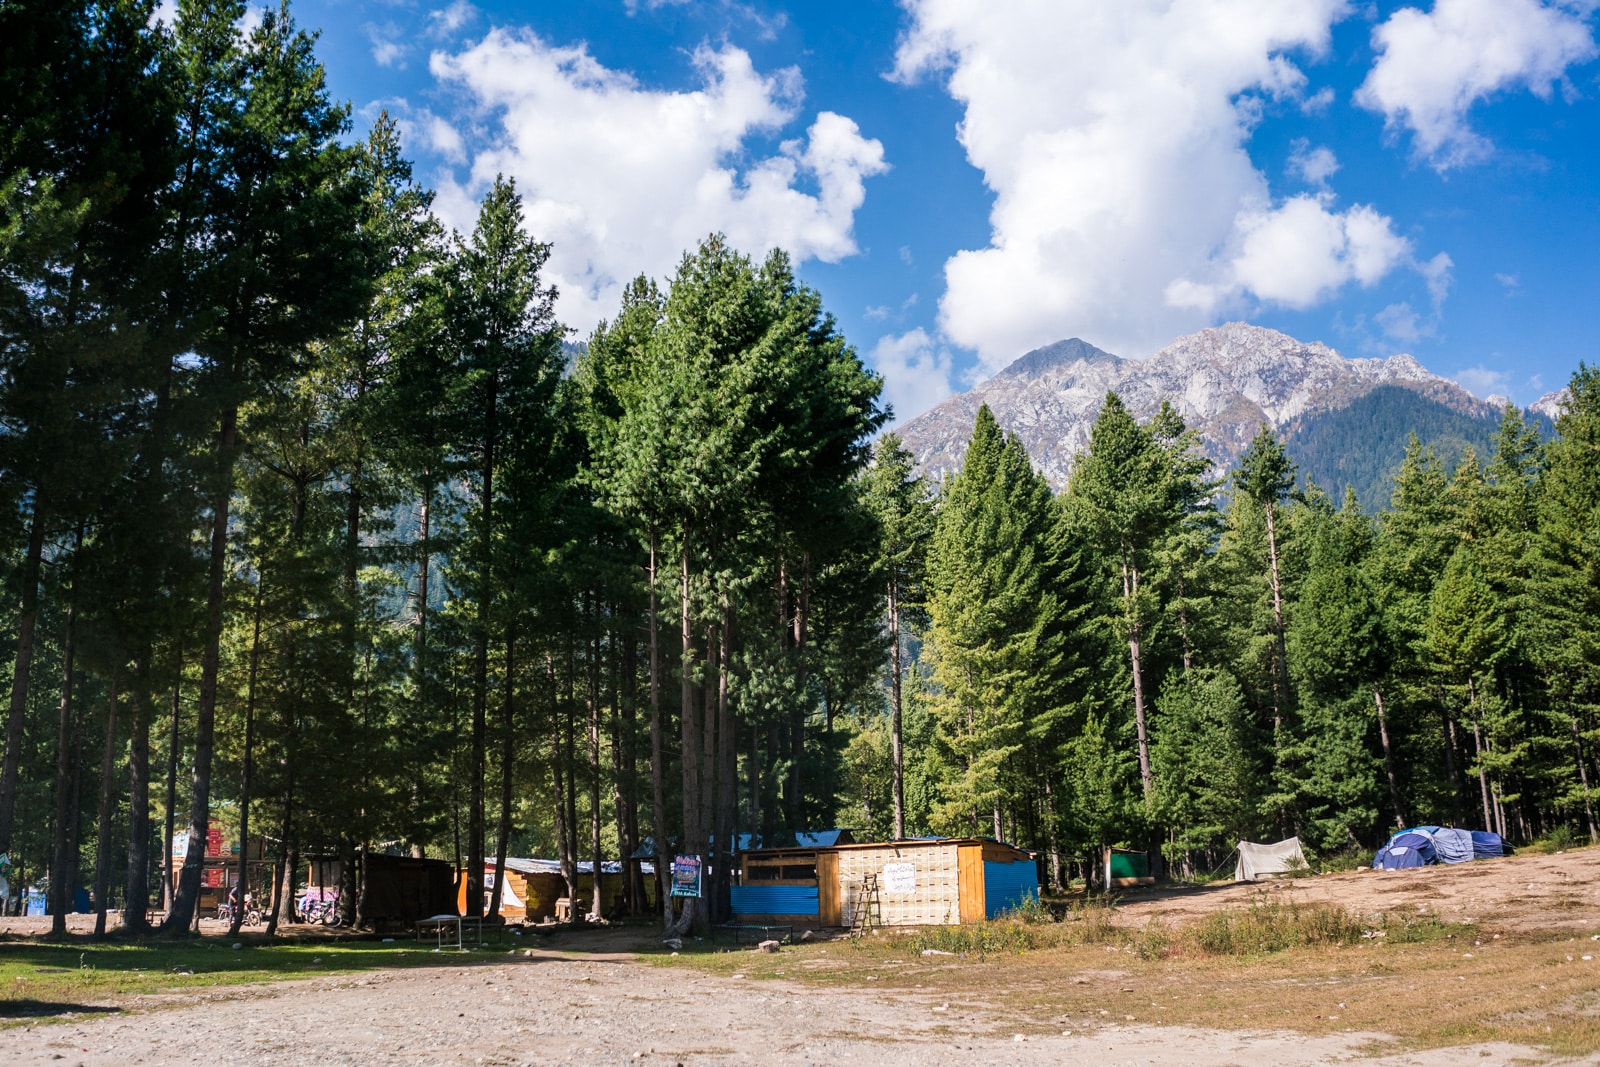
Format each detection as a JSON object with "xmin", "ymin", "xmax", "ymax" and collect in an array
[
  {"xmin": 714, "ymin": 922, "xmax": 792, "ymax": 946},
  {"xmin": 416, "ymin": 913, "xmax": 463, "ymax": 950}
]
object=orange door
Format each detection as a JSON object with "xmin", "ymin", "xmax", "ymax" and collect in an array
[{"xmin": 817, "ymin": 852, "xmax": 840, "ymax": 926}]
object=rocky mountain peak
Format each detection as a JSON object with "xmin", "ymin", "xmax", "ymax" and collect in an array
[
  {"xmin": 896, "ymin": 323, "xmax": 1500, "ymax": 490},
  {"xmin": 993, "ymin": 337, "xmax": 1121, "ymax": 381},
  {"xmin": 1530, "ymin": 389, "xmax": 1569, "ymax": 422}
]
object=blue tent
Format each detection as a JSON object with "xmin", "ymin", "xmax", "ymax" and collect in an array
[
  {"xmin": 1373, "ymin": 831, "xmax": 1436, "ymax": 869},
  {"xmin": 1470, "ymin": 830, "xmax": 1505, "ymax": 859},
  {"xmin": 1431, "ymin": 827, "xmax": 1475, "ymax": 864}
]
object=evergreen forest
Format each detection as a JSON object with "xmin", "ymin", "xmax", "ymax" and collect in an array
[{"xmin": 6, "ymin": 1, "xmax": 1600, "ymax": 940}]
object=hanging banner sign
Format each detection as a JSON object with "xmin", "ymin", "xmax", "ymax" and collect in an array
[
  {"xmin": 882, "ymin": 861, "xmax": 916, "ymax": 895},
  {"xmin": 670, "ymin": 854, "xmax": 703, "ymax": 898}
]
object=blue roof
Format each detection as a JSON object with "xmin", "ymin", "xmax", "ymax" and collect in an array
[{"xmin": 631, "ymin": 829, "xmax": 855, "ymax": 858}]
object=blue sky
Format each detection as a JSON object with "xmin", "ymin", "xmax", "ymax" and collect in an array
[{"xmin": 225, "ymin": 0, "xmax": 1600, "ymax": 424}]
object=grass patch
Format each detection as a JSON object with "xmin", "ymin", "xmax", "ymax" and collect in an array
[
  {"xmin": 1187, "ymin": 900, "xmax": 1363, "ymax": 956},
  {"xmin": 0, "ymin": 935, "xmax": 506, "ymax": 1025},
  {"xmin": 879, "ymin": 897, "xmax": 1382, "ymax": 961}
]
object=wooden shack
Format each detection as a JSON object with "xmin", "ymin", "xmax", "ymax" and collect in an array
[
  {"xmin": 459, "ymin": 859, "xmax": 657, "ymax": 921},
  {"xmin": 731, "ymin": 838, "xmax": 1038, "ymax": 927}
]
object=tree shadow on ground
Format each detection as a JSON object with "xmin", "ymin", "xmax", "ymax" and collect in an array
[{"xmin": 0, "ymin": 999, "xmax": 121, "ymax": 1018}]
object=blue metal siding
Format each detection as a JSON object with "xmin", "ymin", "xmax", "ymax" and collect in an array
[
  {"xmin": 983, "ymin": 860, "xmax": 1039, "ymax": 919},
  {"xmin": 729, "ymin": 885, "xmax": 819, "ymax": 917}
]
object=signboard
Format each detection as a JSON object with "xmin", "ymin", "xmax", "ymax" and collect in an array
[
  {"xmin": 670, "ymin": 854, "xmax": 703, "ymax": 898},
  {"xmin": 206, "ymin": 826, "xmax": 224, "ymax": 858},
  {"xmin": 171, "ymin": 831, "xmax": 190, "ymax": 863},
  {"xmin": 881, "ymin": 861, "xmax": 916, "ymax": 895}
]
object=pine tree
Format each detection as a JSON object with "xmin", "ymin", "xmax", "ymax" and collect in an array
[{"xmin": 861, "ymin": 434, "xmax": 933, "ymax": 839}]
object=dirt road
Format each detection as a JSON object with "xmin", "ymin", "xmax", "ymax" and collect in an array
[{"xmin": 0, "ymin": 944, "xmax": 1558, "ymax": 1066}]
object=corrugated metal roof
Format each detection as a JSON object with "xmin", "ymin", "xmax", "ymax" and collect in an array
[
  {"xmin": 630, "ymin": 829, "xmax": 856, "ymax": 859},
  {"xmin": 488, "ymin": 858, "xmax": 652, "ymax": 876}
]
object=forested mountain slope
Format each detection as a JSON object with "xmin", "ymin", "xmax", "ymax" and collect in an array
[{"xmin": 1283, "ymin": 384, "xmax": 1554, "ymax": 509}]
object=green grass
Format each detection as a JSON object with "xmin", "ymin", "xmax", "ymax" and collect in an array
[{"xmin": 0, "ymin": 935, "xmax": 513, "ymax": 1025}]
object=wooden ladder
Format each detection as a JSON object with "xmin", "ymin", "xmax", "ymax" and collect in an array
[{"xmin": 849, "ymin": 873, "xmax": 881, "ymax": 937}]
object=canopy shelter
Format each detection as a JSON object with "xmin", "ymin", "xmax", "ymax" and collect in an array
[{"xmin": 1234, "ymin": 837, "xmax": 1309, "ymax": 882}]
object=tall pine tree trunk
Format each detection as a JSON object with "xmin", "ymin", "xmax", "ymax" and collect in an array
[
  {"xmin": 787, "ymin": 554, "xmax": 811, "ymax": 826},
  {"xmin": 93, "ymin": 676, "xmax": 121, "ymax": 937},
  {"xmin": 714, "ymin": 600, "xmax": 738, "ymax": 925},
  {"xmin": 229, "ymin": 580, "xmax": 265, "ymax": 938},
  {"xmin": 1468, "ymin": 677, "xmax": 1493, "ymax": 830},
  {"xmin": 1373, "ymin": 683, "xmax": 1406, "ymax": 829},
  {"xmin": 163, "ymin": 672, "xmax": 181, "ymax": 912},
  {"xmin": 469, "ymin": 378, "xmax": 496, "ymax": 921},
  {"xmin": 1571, "ymin": 715, "xmax": 1598, "ymax": 842},
  {"xmin": 668, "ymin": 545, "xmax": 700, "ymax": 938},
  {"xmin": 489, "ymin": 632, "xmax": 516, "ymax": 920},
  {"xmin": 647, "ymin": 534, "xmax": 670, "ymax": 927},
  {"xmin": 1121, "ymin": 548, "xmax": 1153, "ymax": 800},
  {"xmin": 165, "ymin": 404, "xmax": 239, "ymax": 932},
  {"xmin": 889, "ymin": 577, "xmax": 905, "ymax": 840},
  {"xmin": 1442, "ymin": 710, "xmax": 1465, "ymax": 827},
  {"xmin": 589, "ymin": 617, "xmax": 605, "ymax": 920},
  {"xmin": 0, "ymin": 493, "xmax": 47, "ymax": 856},
  {"xmin": 48, "ymin": 576, "xmax": 79, "ymax": 937},
  {"xmin": 124, "ymin": 657, "xmax": 152, "ymax": 933},
  {"xmin": 1263, "ymin": 499, "xmax": 1290, "ymax": 723}
]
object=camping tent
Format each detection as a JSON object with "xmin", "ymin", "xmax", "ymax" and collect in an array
[
  {"xmin": 1470, "ymin": 831, "xmax": 1505, "ymax": 859},
  {"xmin": 1373, "ymin": 831, "xmax": 1437, "ymax": 869},
  {"xmin": 1235, "ymin": 837, "xmax": 1309, "ymax": 882},
  {"xmin": 1431, "ymin": 827, "xmax": 1474, "ymax": 864}
]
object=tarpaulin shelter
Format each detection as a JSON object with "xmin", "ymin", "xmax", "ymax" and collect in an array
[{"xmin": 1234, "ymin": 837, "xmax": 1309, "ymax": 882}]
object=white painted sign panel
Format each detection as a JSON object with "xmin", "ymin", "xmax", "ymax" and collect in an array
[{"xmin": 881, "ymin": 861, "xmax": 916, "ymax": 895}]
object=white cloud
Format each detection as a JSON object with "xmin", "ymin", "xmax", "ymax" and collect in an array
[
  {"xmin": 1495, "ymin": 271, "xmax": 1521, "ymax": 292},
  {"xmin": 1287, "ymin": 138, "xmax": 1340, "ymax": 185},
  {"xmin": 1454, "ymin": 364, "xmax": 1513, "ymax": 397},
  {"xmin": 1375, "ymin": 301, "xmax": 1427, "ymax": 342},
  {"xmin": 367, "ymin": 23, "xmax": 407, "ymax": 68},
  {"xmin": 1302, "ymin": 85, "xmax": 1337, "ymax": 112},
  {"xmin": 869, "ymin": 329, "xmax": 954, "ymax": 425},
  {"xmin": 427, "ymin": 32, "xmax": 886, "ymax": 333},
  {"xmin": 893, "ymin": 0, "xmax": 1427, "ymax": 372},
  {"xmin": 428, "ymin": 1, "xmax": 479, "ymax": 37},
  {"xmin": 1356, "ymin": 0, "xmax": 1599, "ymax": 169},
  {"xmin": 1167, "ymin": 195, "xmax": 1412, "ymax": 313}
]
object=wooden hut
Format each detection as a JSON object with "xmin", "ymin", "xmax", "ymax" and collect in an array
[
  {"xmin": 731, "ymin": 838, "xmax": 1038, "ymax": 927},
  {"xmin": 459, "ymin": 859, "xmax": 657, "ymax": 921}
]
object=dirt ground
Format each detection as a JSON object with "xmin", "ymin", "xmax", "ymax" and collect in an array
[
  {"xmin": 3, "ymin": 847, "xmax": 1598, "ymax": 1066},
  {"xmin": 0, "ymin": 943, "xmax": 1550, "ymax": 1067},
  {"xmin": 1108, "ymin": 846, "xmax": 1600, "ymax": 935}
]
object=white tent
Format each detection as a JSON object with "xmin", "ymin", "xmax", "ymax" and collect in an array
[{"xmin": 1234, "ymin": 837, "xmax": 1309, "ymax": 882}]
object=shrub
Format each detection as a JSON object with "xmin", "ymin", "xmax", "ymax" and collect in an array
[{"xmin": 1186, "ymin": 899, "xmax": 1363, "ymax": 956}]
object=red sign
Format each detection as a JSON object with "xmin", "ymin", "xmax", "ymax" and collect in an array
[
  {"xmin": 204, "ymin": 868, "xmax": 223, "ymax": 887},
  {"xmin": 206, "ymin": 827, "xmax": 224, "ymax": 858}
]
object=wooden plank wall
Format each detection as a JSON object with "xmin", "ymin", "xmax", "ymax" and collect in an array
[
  {"xmin": 835, "ymin": 843, "xmax": 962, "ymax": 926},
  {"xmin": 957, "ymin": 844, "xmax": 986, "ymax": 924}
]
